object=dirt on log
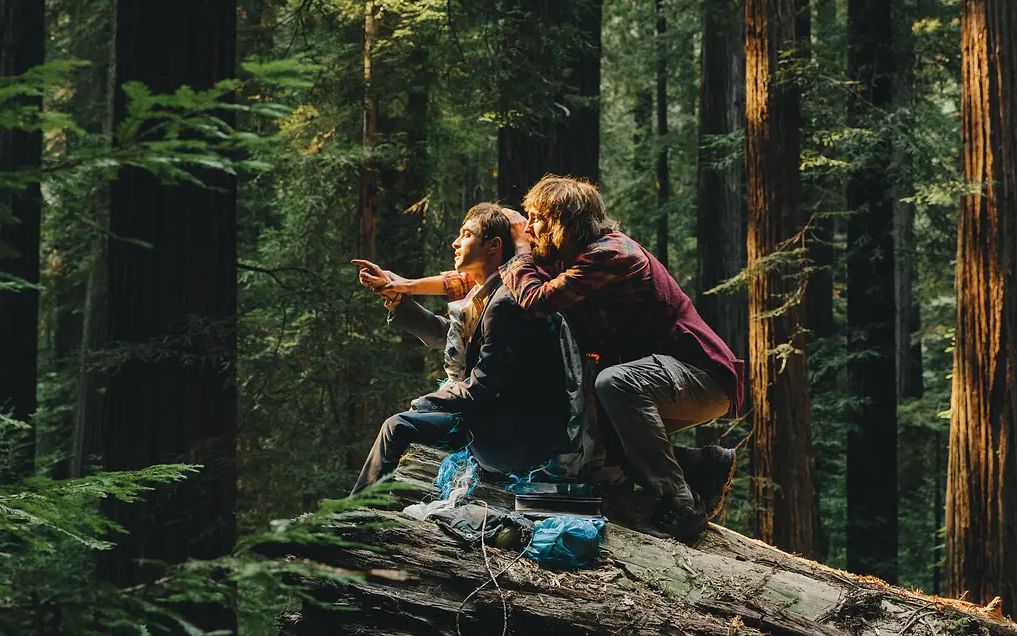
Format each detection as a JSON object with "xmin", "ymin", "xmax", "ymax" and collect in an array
[{"xmin": 278, "ymin": 445, "xmax": 1016, "ymax": 635}]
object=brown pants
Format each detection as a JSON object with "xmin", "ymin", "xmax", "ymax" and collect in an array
[{"xmin": 594, "ymin": 355, "xmax": 730, "ymax": 499}]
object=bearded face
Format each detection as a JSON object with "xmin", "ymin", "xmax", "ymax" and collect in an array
[{"xmin": 531, "ymin": 229, "xmax": 558, "ymax": 263}]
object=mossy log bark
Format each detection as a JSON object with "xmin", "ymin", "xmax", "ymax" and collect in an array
[{"xmin": 280, "ymin": 445, "xmax": 1016, "ymax": 636}]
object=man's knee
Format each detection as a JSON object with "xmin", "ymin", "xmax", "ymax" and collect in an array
[
  {"xmin": 380, "ymin": 413, "xmax": 413, "ymax": 442},
  {"xmin": 595, "ymin": 365, "xmax": 634, "ymax": 405}
]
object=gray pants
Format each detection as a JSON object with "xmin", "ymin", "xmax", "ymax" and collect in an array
[{"xmin": 594, "ymin": 355, "xmax": 730, "ymax": 499}]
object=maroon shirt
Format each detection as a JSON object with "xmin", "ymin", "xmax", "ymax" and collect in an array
[{"xmin": 499, "ymin": 232, "xmax": 745, "ymax": 410}]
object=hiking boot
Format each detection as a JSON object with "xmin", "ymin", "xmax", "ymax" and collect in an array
[
  {"xmin": 651, "ymin": 492, "xmax": 707, "ymax": 543},
  {"xmin": 674, "ymin": 444, "xmax": 737, "ymax": 521}
]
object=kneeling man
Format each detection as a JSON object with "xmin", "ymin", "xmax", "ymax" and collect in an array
[{"xmin": 350, "ymin": 204, "xmax": 571, "ymax": 494}]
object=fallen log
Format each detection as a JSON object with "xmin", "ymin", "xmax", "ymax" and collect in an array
[{"xmin": 279, "ymin": 445, "xmax": 1017, "ymax": 636}]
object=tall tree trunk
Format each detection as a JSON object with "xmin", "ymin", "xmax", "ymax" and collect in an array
[
  {"xmin": 947, "ymin": 0, "xmax": 1017, "ymax": 615},
  {"xmin": 0, "ymin": 0, "xmax": 44, "ymax": 482},
  {"xmin": 633, "ymin": 89, "xmax": 652, "ymax": 173},
  {"xmin": 893, "ymin": 0, "xmax": 938, "ymax": 597},
  {"xmin": 102, "ymin": 3, "xmax": 238, "ymax": 629},
  {"xmin": 375, "ymin": 44, "xmax": 430, "ymax": 386},
  {"xmin": 893, "ymin": 0, "xmax": 923, "ymax": 402},
  {"xmin": 69, "ymin": 9, "xmax": 116, "ymax": 477},
  {"xmin": 695, "ymin": 0, "xmax": 746, "ymax": 447},
  {"xmin": 803, "ymin": 0, "xmax": 835, "ymax": 341},
  {"xmin": 46, "ymin": 0, "xmax": 115, "ymax": 480},
  {"xmin": 375, "ymin": 46, "xmax": 429, "ymax": 282},
  {"xmin": 745, "ymin": 0, "xmax": 817, "ymax": 557},
  {"xmin": 845, "ymin": 0, "xmax": 898, "ymax": 584},
  {"xmin": 357, "ymin": 0, "xmax": 379, "ymax": 260},
  {"xmin": 564, "ymin": 0, "xmax": 602, "ymax": 187},
  {"xmin": 497, "ymin": 0, "xmax": 601, "ymax": 210},
  {"xmin": 654, "ymin": 0, "xmax": 669, "ymax": 268},
  {"xmin": 71, "ymin": 217, "xmax": 109, "ymax": 477}
]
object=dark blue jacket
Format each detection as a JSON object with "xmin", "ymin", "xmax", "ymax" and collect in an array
[{"xmin": 389, "ymin": 279, "xmax": 571, "ymax": 474}]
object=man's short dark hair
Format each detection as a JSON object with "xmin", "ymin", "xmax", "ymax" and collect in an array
[{"xmin": 464, "ymin": 203, "xmax": 516, "ymax": 265}]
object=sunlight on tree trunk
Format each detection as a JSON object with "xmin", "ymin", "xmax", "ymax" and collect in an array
[
  {"xmin": 745, "ymin": 0, "xmax": 817, "ymax": 557},
  {"xmin": 947, "ymin": 0, "xmax": 1017, "ymax": 615}
]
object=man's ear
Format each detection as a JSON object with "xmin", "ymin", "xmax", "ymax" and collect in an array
[{"xmin": 487, "ymin": 236, "xmax": 503, "ymax": 257}]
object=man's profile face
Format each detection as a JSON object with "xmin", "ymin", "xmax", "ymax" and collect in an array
[
  {"xmin": 524, "ymin": 207, "xmax": 556, "ymax": 261},
  {"xmin": 452, "ymin": 218, "xmax": 488, "ymax": 275}
]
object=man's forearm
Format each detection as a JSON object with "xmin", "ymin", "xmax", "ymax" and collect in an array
[
  {"xmin": 386, "ymin": 270, "xmax": 472, "ymax": 301},
  {"xmin": 401, "ymin": 275, "xmax": 447, "ymax": 296}
]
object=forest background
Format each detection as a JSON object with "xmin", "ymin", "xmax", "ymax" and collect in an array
[{"xmin": 1, "ymin": 0, "xmax": 1014, "ymax": 633}]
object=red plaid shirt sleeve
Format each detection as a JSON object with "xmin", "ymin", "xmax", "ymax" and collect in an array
[
  {"xmin": 440, "ymin": 270, "xmax": 471, "ymax": 302},
  {"xmin": 499, "ymin": 235, "xmax": 643, "ymax": 316}
]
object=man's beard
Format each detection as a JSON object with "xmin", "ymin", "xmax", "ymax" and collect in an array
[{"xmin": 531, "ymin": 233, "xmax": 558, "ymax": 264}]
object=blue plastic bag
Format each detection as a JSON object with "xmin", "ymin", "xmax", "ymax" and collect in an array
[
  {"xmin": 434, "ymin": 448, "xmax": 478, "ymax": 499},
  {"xmin": 524, "ymin": 515, "xmax": 607, "ymax": 569}
]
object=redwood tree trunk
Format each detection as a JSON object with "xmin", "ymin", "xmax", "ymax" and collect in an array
[
  {"xmin": 803, "ymin": 0, "xmax": 835, "ymax": 342},
  {"xmin": 893, "ymin": 0, "xmax": 923, "ymax": 405},
  {"xmin": 357, "ymin": 0, "xmax": 379, "ymax": 260},
  {"xmin": 845, "ymin": 0, "xmax": 898, "ymax": 583},
  {"xmin": 101, "ymin": 5, "xmax": 238, "ymax": 627},
  {"xmin": 695, "ymin": 0, "xmax": 746, "ymax": 448},
  {"xmin": 654, "ymin": 0, "xmax": 669, "ymax": 268},
  {"xmin": 745, "ymin": 0, "xmax": 817, "ymax": 556},
  {"xmin": 947, "ymin": 0, "xmax": 1017, "ymax": 615},
  {"xmin": 497, "ymin": 0, "xmax": 601, "ymax": 210},
  {"xmin": 0, "ymin": 0, "xmax": 44, "ymax": 482}
]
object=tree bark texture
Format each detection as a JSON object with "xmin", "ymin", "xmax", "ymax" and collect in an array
[
  {"xmin": 0, "ymin": 0, "xmax": 44, "ymax": 482},
  {"xmin": 497, "ymin": 0, "xmax": 601, "ymax": 210},
  {"xmin": 102, "ymin": 0, "xmax": 237, "ymax": 601},
  {"xmin": 845, "ymin": 0, "xmax": 898, "ymax": 584},
  {"xmin": 277, "ymin": 446, "xmax": 1017, "ymax": 635},
  {"xmin": 695, "ymin": 0, "xmax": 746, "ymax": 448},
  {"xmin": 654, "ymin": 0, "xmax": 670, "ymax": 268},
  {"xmin": 947, "ymin": 0, "xmax": 1017, "ymax": 616},
  {"xmin": 745, "ymin": 0, "xmax": 817, "ymax": 557}
]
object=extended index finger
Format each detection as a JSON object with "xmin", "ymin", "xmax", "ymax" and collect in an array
[{"xmin": 351, "ymin": 258, "xmax": 383, "ymax": 274}]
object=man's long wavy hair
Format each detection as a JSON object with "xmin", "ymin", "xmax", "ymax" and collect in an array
[{"xmin": 522, "ymin": 175, "xmax": 619, "ymax": 252}]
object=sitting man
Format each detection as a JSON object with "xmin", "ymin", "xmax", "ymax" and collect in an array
[{"xmin": 349, "ymin": 203, "xmax": 571, "ymax": 494}]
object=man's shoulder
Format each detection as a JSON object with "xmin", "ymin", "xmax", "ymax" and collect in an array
[
  {"xmin": 578, "ymin": 232, "xmax": 648, "ymax": 270},
  {"xmin": 585, "ymin": 232, "xmax": 645, "ymax": 256},
  {"xmin": 487, "ymin": 284, "xmax": 520, "ymax": 314}
]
